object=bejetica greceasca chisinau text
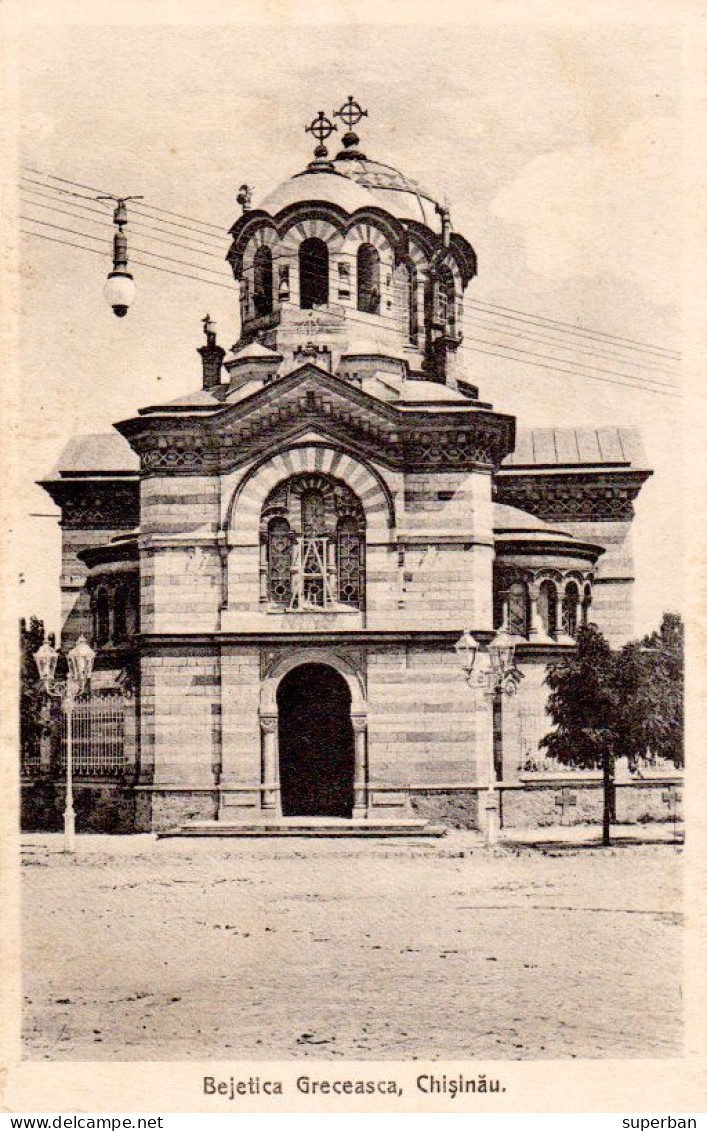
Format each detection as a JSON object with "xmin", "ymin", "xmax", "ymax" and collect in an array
[{"xmin": 203, "ymin": 1074, "xmax": 506, "ymax": 1098}]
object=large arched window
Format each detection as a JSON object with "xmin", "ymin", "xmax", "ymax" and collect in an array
[
  {"xmin": 299, "ymin": 238, "xmax": 329, "ymax": 309},
  {"xmin": 563, "ymin": 582, "xmax": 580, "ymax": 638},
  {"xmin": 357, "ymin": 244, "xmax": 381, "ymax": 314},
  {"xmin": 537, "ymin": 580, "xmax": 558, "ymax": 639},
  {"xmin": 261, "ymin": 474, "xmax": 365, "ymax": 612},
  {"xmin": 253, "ymin": 246, "xmax": 273, "ymax": 316},
  {"xmin": 267, "ymin": 518, "xmax": 293, "ymax": 606}
]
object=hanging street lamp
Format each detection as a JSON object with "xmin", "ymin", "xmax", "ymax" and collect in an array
[
  {"xmin": 34, "ymin": 634, "xmax": 96, "ymax": 852},
  {"xmin": 98, "ymin": 195, "xmax": 143, "ymax": 317},
  {"xmin": 454, "ymin": 625, "xmax": 522, "ymax": 845}
]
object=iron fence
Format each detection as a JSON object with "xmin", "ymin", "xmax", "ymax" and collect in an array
[{"xmin": 57, "ymin": 688, "xmax": 129, "ymax": 777}]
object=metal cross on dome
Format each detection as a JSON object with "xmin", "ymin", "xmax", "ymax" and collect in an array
[
  {"xmin": 334, "ymin": 96, "xmax": 368, "ymax": 130},
  {"xmin": 305, "ymin": 111, "xmax": 337, "ymax": 158}
]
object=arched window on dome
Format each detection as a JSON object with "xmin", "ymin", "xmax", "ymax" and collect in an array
[
  {"xmin": 357, "ymin": 244, "xmax": 381, "ymax": 314},
  {"xmin": 437, "ymin": 265, "xmax": 456, "ymax": 335},
  {"xmin": 400, "ymin": 261, "xmax": 418, "ymax": 343},
  {"xmin": 537, "ymin": 580, "xmax": 558, "ymax": 639},
  {"xmin": 253, "ymin": 246, "xmax": 273, "ymax": 316},
  {"xmin": 299, "ymin": 238, "xmax": 329, "ymax": 309},
  {"xmin": 563, "ymin": 582, "xmax": 580, "ymax": 639}
]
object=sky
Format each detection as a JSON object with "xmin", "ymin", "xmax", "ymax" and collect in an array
[{"xmin": 16, "ymin": 18, "xmax": 684, "ymax": 638}]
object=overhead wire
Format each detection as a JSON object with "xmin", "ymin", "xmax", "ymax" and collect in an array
[
  {"xmin": 25, "ymin": 166, "xmax": 226, "ymax": 235},
  {"xmin": 462, "ymin": 312, "xmax": 679, "ymax": 379},
  {"xmin": 21, "ymin": 224, "xmax": 681, "ymax": 398},
  {"xmin": 21, "ymin": 228, "xmax": 235, "ymax": 290},
  {"xmin": 466, "ymin": 298, "xmax": 680, "ymax": 360},
  {"xmin": 16, "ymin": 168, "xmax": 687, "ymax": 373},
  {"xmin": 20, "ymin": 182, "xmax": 226, "ymax": 253},
  {"xmin": 20, "ymin": 168, "xmax": 685, "ymax": 362},
  {"xmin": 20, "ymin": 215, "xmax": 232, "ymax": 280},
  {"xmin": 20, "ymin": 168, "xmax": 681, "ymax": 397}
]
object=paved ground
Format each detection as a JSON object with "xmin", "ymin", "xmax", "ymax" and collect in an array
[{"xmin": 21, "ymin": 831, "xmax": 683, "ymax": 1061}]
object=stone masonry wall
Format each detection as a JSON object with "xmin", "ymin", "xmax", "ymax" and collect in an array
[{"xmin": 366, "ymin": 643, "xmax": 485, "ymax": 817}]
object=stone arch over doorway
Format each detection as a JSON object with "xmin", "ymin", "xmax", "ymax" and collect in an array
[{"xmin": 259, "ymin": 649, "xmax": 367, "ymax": 819}]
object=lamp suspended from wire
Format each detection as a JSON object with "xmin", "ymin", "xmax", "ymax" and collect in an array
[{"xmin": 98, "ymin": 194, "xmax": 143, "ymax": 317}]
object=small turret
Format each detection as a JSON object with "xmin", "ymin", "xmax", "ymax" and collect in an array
[{"xmin": 198, "ymin": 314, "xmax": 226, "ymax": 390}]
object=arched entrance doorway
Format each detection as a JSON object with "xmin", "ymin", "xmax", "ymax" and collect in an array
[{"xmin": 277, "ymin": 663, "xmax": 354, "ymax": 818}]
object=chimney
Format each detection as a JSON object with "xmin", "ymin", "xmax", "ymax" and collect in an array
[{"xmin": 198, "ymin": 314, "xmax": 226, "ymax": 390}]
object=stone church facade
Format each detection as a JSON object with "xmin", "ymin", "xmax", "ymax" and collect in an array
[{"xmin": 36, "ymin": 110, "xmax": 671, "ymax": 833}]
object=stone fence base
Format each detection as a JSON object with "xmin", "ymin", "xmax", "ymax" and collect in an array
[{"xmin": 20, "ymin": 775, "xmax": 682, "ymax": 834}]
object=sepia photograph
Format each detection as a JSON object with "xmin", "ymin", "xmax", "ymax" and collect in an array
[{"xmin": 3, "ymin": 1, "xmax": 705, "ymax": 1116}]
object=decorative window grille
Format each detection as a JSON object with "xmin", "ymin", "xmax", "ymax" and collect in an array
[
  {"xmin": 507, "ymin": 581, "xmax": 530, "ymax": 638},
  {"xmin": 267, "ymin": 518, "xmax": 293, "ymax": 605},
  {"xmin": 301, "ymin": 489, "xmax": 325, "ymax": 536},
  {"xmin": 59, "ymin": 688, "xmax": 128, "ymax": 777},
  {"xmin": 337, "ymin": 518, "xmax": 364, "ymax": 607},
  {"xmin": 261, "ymin": 474, "xmax": 365, "ymax": 612}
]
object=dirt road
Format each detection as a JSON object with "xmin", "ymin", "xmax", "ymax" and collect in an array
[{"xmin": 22, "ymin": 836, "xmax": 682, "ymax": 1061}]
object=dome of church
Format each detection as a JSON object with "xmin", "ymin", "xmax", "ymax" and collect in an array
[{"xmin": 257, "ymin": 150, "xmax": 442, "ymax": 231}]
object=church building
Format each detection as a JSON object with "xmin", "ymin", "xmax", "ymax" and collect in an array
[{"xmin": 37, "ymin": 102, "xmax": 662, "ymax": 834}]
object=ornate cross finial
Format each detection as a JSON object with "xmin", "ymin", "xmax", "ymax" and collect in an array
[
  {"xmin": 334, "ymin": 96, "xmax": 368, "ymax": 131},
  {"xmin": 333, "ymin": 96, "xmax": 368, "ymax": 152},
  {"xmin": 305, "ymin": 111, "xmax": 337, "ymax": 159}
]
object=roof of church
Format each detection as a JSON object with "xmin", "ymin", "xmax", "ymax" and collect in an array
[
  {"xmin": 257, "ymin": 156, "xmax": 442, "ymax": 231},
  {"xmin": 44, "ymin": 432, "xmax": 139, "ymax": 478},
  {"xmin": 43, "ymin": 423, "xmax": 649, "ymax": 480},
  {"xmin": 228, "ymin": 341, "xmax": 283, "ymax": 361},
  {"xmin": 493, "ymin": 504, "xmax": 563, "ymax": 533},
  {"xmin": 502, "ymin": 426, "xmax": 649, "ymax": 470}
]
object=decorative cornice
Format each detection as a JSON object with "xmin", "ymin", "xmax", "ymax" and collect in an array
[
  {"xmin": 43, "ymin": 482, "xmax": 140, "ymax": 529},
  {"xmin": 116, "ymin": 366, "xmax": 515, "ymax": 476},
  {"xmin": 494, "ymin": 470, "xmax": 651, "ymax": 522}
]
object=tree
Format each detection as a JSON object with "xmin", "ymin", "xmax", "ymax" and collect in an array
[
  {"xmin": 541, "ymin": 624, "xmax": 623, "ymax": 845},
  {"xmin": 20, "ymin": 616, "xmax": 47, "ymax": 770},
  {"xmin": 638, "ymin": 612, "xmax": 684, "ymax": 768},
  {"xmin": 541, "ymin": 615, "xmax": 685, "ymax": 845}
]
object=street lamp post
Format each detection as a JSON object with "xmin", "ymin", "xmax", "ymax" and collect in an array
[
  {"xmin": 455, "ymin": 626, "xmax": 522, "ymax": 845},
  {"xmin": 34, "ymin": 634, "xmax": 96, "ymax": 853}
]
